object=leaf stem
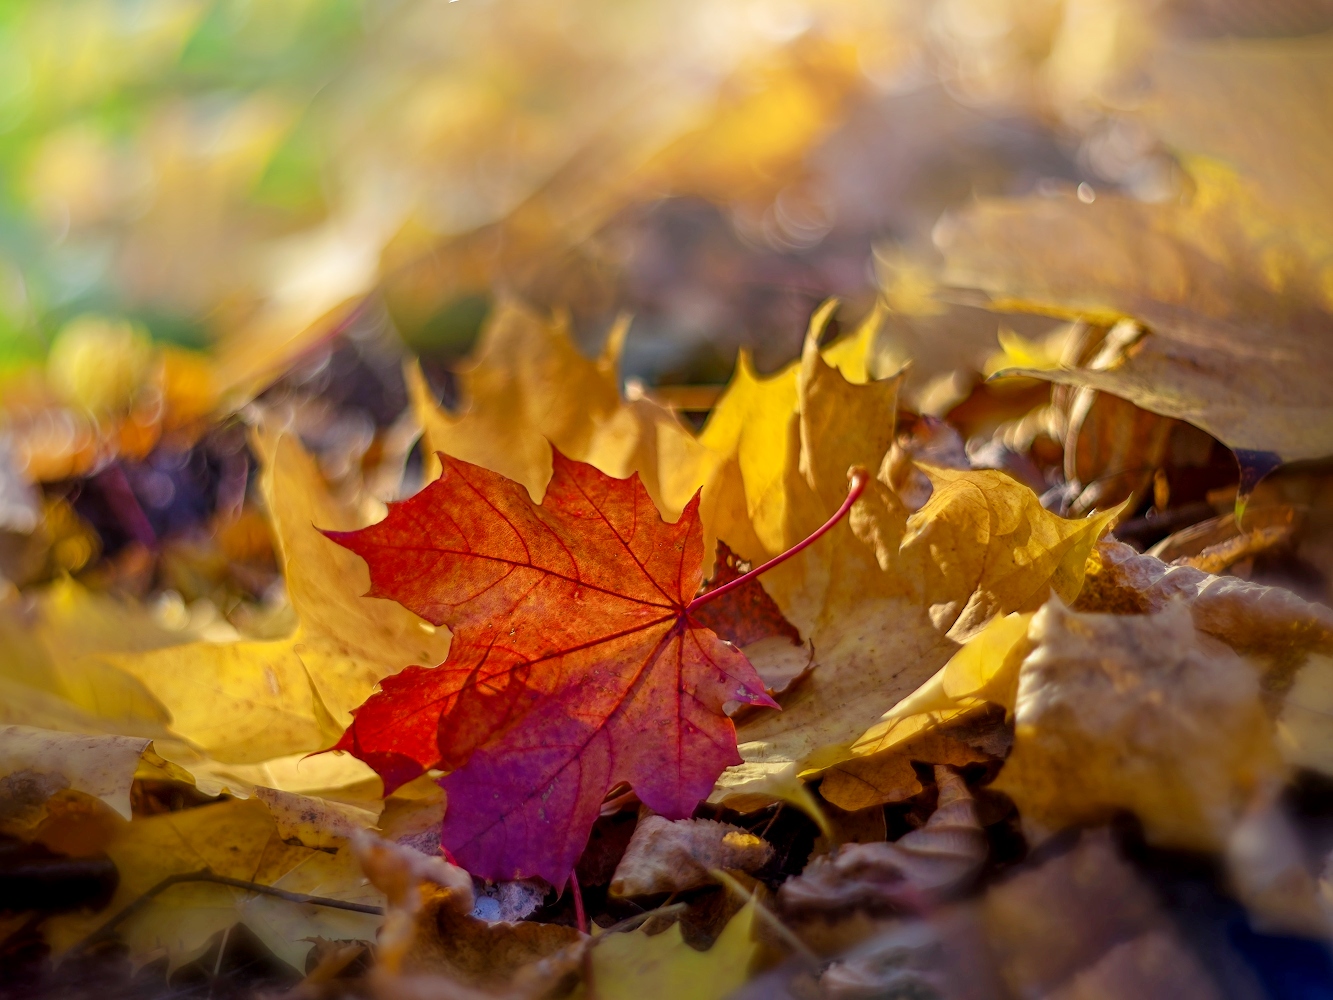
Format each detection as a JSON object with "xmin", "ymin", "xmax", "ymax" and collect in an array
[
  {"xmin": 570, "ymin": 869, "xmax": 588, "ymax": 935},
  {"xmin": 688, "ymin": 467, "xmax": 868, "ymax": 612}
]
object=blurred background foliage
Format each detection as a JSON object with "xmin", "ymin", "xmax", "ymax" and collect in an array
[{"xmin": 3, "ymin": 0, "xmax": 1333, "ymax": 599}]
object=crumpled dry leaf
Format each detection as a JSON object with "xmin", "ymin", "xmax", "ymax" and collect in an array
[
  {"xmin": 99, "ymin": 425, "xmax": 451, "ymax": 766},
  {"xmin": 0, "ymin": 726, "xmax": 149, "ymax": 826},
  {"xmin": 585, "ymin": 897, "xmax": 759, "ymax": 1000},
  {"xmin": 44, "ymin": 797, "xmax": 384, "ymax": 971},
  {"xmin": 409, "ymin": 302, "xmax": 711, "ymax": 517},
  {"xmin": 609, "ymin": 815, "xmax": 773, "ymax": 897},
  {"xmin": 399, "ymin": 883, "xmax": 583, "ymax": 990},
  {"xmin": 983, "ymin": 829, "xmax": 1223, "ymax": 1000},
  {"xmin": 816, "ymin": 920, "xmax": 955, "ymax": 1000},
  {"xmin": 995, "ymin": 599, "xmax": 1283, "ymax": 851},
  {"xmin": 780, "ymin": 767, "xmax": 986, "ymax": 917},
  {"xmin": 351, "ymin": 831, "xmax": 474, "ymax": 974},
  {"xmin": 1076, "ymin": 538, "xmax": 1333, "ymax": 674},
  {"xmin": 1073, "ymin": 538, "xmax": 1333, "ymax": 779}
]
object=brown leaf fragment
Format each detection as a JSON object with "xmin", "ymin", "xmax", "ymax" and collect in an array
[
  {"xmin": 818, "ymin": 921, "xmax": 951, "ymax": 1000},
  {"xmin": 1177, "ymin": 523, "xmax": 1298, "ymax": 576},
  {"xmin": 1060, "ymin": 326, "xmax": 1179, "ymax": 517},
  {"xmin": 983, "ymin": 830, "xmax": 1223, "ymax": 1000},
  {"xmin": 1076, "ymin": 538, "xmax": 1333, "ymax": 683},
  {"xmin": 1044, "ymin": 931, "xmax": 1224, "ymax": 1000},
  {"xmin": 1147, "ymin": 506, "xmax": 1297, "ymax": 570},
  {"xmin": 820, "ymin": 706, "xmax": 1010, "ymax": 812},
  {"xmin": 780, "ymin": 767, "xmax": 986, "ymax": 917},
  {"xmin": 609, "ymin": 815, "xmax": 774, "ymax": 897},
  {"xmin": 402, "ymin": 885, "xmax": 583, "ymax": 989}
]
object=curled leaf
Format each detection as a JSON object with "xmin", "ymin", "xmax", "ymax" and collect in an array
[{"xmin": 780, "ymin": 767, "xmax": 986, "ymax": 917}]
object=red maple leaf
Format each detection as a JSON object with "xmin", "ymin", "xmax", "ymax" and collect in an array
[{"xmin": 328, "ymin": 452, "xmax": 781, "ymax": 883}]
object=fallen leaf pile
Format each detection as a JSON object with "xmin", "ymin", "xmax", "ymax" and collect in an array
[{"xmin": 4, "ymin": 4, "xmax": 1333, "ymax": 1000}]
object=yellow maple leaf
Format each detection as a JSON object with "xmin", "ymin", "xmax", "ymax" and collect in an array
[
  {"xmin": 707, "ymin": 313, "xmax": 1117, "ymax": 800},
  {"xmin": 0, "ymin": 726, "xmax": 149, "ymax": 828},
  {"xmin": 409, "ymin": 300, "xmax": 712, "ymax": 517}
]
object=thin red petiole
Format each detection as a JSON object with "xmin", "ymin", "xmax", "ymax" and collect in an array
[
  {"xmin": 570, "ymin": 869, "xmax": 588, "ymax": 935},
  {"xmin": 689, "ymin": 467, "xmax": 868, "ymax": 612}
]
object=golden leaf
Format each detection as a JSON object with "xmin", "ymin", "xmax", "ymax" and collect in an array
[{"xmin": 409, "ymin": 301, "xmax": 712, "ymax": 518}]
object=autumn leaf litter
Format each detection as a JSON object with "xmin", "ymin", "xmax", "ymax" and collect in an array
[{"xmin": 6, "ymin": 10, "xmax": 1333, "ymax": 1000}]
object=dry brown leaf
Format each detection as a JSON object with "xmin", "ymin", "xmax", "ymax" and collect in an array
[
  {"xmin": 983, "ymin": 829, "xmax": 1223, "ymax": 1000},
  {"xmin": 352, "ymin": 832, "xmax": 475, "ymax": 972},
  {"xmin": 995, "ymin": 599, "xmax": 1283, "ymax": 851},
  {"xmin": 1076, "ymin": 538, "xmax": 1333, "ymax": 679},
  {"xmin": 401, "ymin": 884, "xmax": 583, "ymax": 989},
  {"xmin": 1147, "ymin": 506, "xmax": 1297, "ymax": 573},
  {"xmin": 609, "ymin": 816, "xmax": 773, "ymax": 897},
  {"xmin": 1075, "ymin": 540, "xmax": 1333, "ymax": 781},
  {"xmin": 816, "ymin": 921, "xmax": 954, "ymax": 1000},
  {"xmin": 780, "ymin": 767, "xmax": 986, "ymax": 917},
  {"xmin": 819, "ymin": 755, "xmax": 922, "ymax": 813}
]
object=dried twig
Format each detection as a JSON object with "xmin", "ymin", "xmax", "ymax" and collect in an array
[{"xmin": 69, "ymin": 869, "xmax": 384, "ymax": 957}]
